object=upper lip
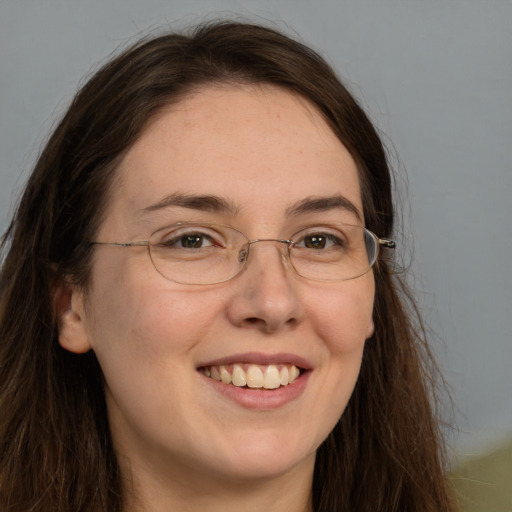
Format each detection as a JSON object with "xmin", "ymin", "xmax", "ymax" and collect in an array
[{"xmin": 197, "ymin": 352, "xmax": 313, "ymax": 370}]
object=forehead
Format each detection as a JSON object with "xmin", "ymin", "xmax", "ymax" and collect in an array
[{"xmin": 103, "ymin": 84, "xmax": 362, "ymax": 235}]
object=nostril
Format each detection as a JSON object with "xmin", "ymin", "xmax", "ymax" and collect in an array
[{"xmin": 242, "ymin": 315, "xmax": 297, "ymax": 331}]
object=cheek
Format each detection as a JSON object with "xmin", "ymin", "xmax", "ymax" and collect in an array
[
  {"xmin": 308, "ymin": 275, "xmax": 375, "ymax": 354},
  {"xmin": 86, "ymin": 260, "xmax": 235, "ymax": 391},
  {"xmin": 297, "ymin": 278, "xmax": 375, "ymax": 442},
  {"xmin": 131, "ymin": 290, "xmax": 220, "ymax": 360},
  {"xmin": 88, "ymin": 281, "xmax": 218, "ymax": 362}
]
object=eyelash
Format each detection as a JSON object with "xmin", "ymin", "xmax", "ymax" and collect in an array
[
  {"xmin": 155, "ymin": 225, "xmax": 349, "ymax": 251},
  {"xmin": 294, "ymin": 232, "xmax": 346, "ymax": 250},
  {"xmin": 159, "ymin": 232, "xmax": 222, "ymax": 249}
]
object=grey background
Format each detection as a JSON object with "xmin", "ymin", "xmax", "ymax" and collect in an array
[{"xmin": 1, "ymin": 0, "xmax": 511, "ymax": 459}]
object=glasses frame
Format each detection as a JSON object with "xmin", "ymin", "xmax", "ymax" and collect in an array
[{"xmin": 91, "ymin": 222, "xmax": 396, "ymax": 285}]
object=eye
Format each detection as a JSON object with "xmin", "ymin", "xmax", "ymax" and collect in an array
[
  {"xmin": 156, "ymin": 226, "xmax": 224, "ymax": 249},
  {"xmin": 175, "ymin": 233, "xmax": 211, "ymax": 249},
  {"xmin": 295, "ymin": 231, "xmax": 345, "ymax": 250}
]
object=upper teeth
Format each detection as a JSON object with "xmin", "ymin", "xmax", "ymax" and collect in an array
[{"xmin": 201, "ymin": 364, "xmax": 301, "ymax": 389}]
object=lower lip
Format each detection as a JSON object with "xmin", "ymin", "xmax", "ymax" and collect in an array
[{"xmin": 200, "ymin": 371, "xmax": 311, "ymax": 409}]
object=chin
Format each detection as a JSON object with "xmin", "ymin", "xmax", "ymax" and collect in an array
[{"xmin": 203, "ymin": 430, "xmax": 318, "ymax": 482}]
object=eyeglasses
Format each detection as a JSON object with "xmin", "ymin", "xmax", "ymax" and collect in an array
[{"xmin": 91, "ymin": 222, "xmax": 395, "ymax": 285}]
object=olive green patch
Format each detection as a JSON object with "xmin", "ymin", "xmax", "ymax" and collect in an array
[{"xmin": 450, "ymin": 438, "xmax": 512, "ymax": 512}]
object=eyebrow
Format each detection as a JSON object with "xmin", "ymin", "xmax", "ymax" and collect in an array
[
  {"xmin": 285, "ymin": 195, "xmax": 363, "ymax": 223},
  {"xmin": 140, "ymin": 192, "xmax": 362, "ymax": 223},
  {"xmin": 140, "ymin": 193, "xmax": 240, "ymax": 215}
]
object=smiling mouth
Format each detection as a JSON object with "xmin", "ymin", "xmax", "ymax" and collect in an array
[{"xmin": 199, "ymin": 363, "xmax": 303, "ymax": 390}]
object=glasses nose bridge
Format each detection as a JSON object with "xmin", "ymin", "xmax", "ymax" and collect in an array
[{"xmin": 240, "ymin": 238, "xmax": 293, "ymax": 266}]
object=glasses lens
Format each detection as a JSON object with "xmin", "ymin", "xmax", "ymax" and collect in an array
[
  {"xmin": 148, "ymin": 224, "xmax": 247, "ymax": 284},
  {"xmin": 147, "ymin": 223, "xmax": 379, "ymax": 284},
  {"xmin": 289, "ymin": 225, "xmax": 377, "ymax": 281}
]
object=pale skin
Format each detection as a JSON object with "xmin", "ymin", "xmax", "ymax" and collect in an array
[{"xmin": 57, "ymin": 84, "xmax": 375, "ymax": 512}]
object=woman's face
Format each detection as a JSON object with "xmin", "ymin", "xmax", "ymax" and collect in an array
[{"xmin": 60, "ymin": 85, "xmax": 375, "ymax": 486}]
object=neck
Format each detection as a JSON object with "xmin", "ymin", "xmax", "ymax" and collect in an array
[{"xmin": 122, "ymin": 455, "xmax": 315, "ymax": 512}]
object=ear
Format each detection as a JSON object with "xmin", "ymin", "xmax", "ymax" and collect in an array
[
  {"xmin": 53, "ymin": 279, "xmax": 92, "ymax": 354},
  {"xmin": 365, "ymin": 318, "xmax": 375, "ymax": 340}
]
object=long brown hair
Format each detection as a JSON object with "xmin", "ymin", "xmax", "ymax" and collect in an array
[{"xmin": 0, "ymin": 21, "xmax": 457, "ymax": 511}]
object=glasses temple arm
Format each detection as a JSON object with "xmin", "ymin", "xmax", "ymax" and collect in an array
[{"xmin": 378, "ymin": 238, "xmax": 396, "ymax": 249}]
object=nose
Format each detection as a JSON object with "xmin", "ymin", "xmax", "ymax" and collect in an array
[{"xmin": 225, "ymin": 241, "xmax": 304, "ymax": 333}]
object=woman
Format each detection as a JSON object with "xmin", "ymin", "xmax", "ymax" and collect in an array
[{"xmin": 0, "ymin": 21, "xmax": 457, "ymax": 512}]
